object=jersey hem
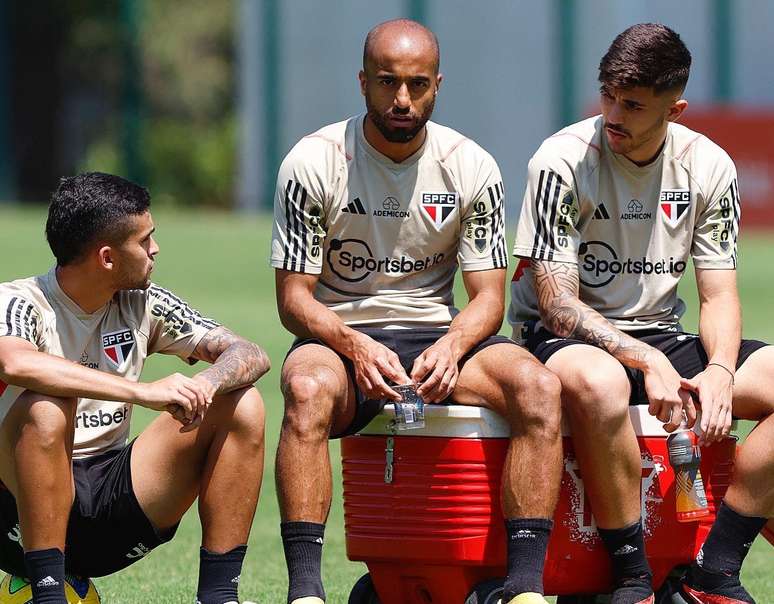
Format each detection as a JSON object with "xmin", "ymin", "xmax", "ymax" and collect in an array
[
  {"xmin": 270, "ymin": 259, "xmax": 323, "ymax": 275},
  {"xmin": 692, "ymin": 260, "xmax": 736, "ymax": 269},
  {"xmin": 512, "ymin": 247, "xmax": 578, "ymax": 264}
]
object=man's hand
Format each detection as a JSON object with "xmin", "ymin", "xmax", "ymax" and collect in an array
[
  {"xmin": 350, "ymin": 333, "xmax": 410, "ymax": 401},
  {"xmin": 680, "ymin": 364, "xmax": 734, "ymax": 445},
  {"xmin": 643, "ymin": 352, "xmax": 696, "ymax": 432},
  {"xmin": 135, "ymin": 373, "xmax": 211, "ymax": 429},
  {"xmin": 411, "ymin": 339, "xmax": 460, "ymax": 403}
]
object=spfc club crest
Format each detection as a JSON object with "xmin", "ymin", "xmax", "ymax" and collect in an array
[
  {"xmin": 102, "ymin": 328, "xmax": 135, "ymax": 369},
  {"xmin": 421, "ymin": 192, "xmax": 457, "ymax": 228},
  {"xmin": 659, "ymin": 189, "xmax": 690, "ymax": 226}
]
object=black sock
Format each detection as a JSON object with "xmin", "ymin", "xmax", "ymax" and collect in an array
[
  {"xmin": 281, "ymin": 521, "xmax": 325, "ymax": 603},
  {"xmin": 598, "ymin": 519, "xmax": 653, "ymax": 603},
  {"xmin": 502, "ymin": 518, "xmax": 552, "ymax": 599},
  {"xmin": 196, "ymin": 545, "xmax": 247, "ymax": 604},
  {"xmin": 24, "ymin": 548, "xmax": 66, "ymax": 604},
  {"xmin": 694, "ymin": 502, "xmax": 767, "ymax": 577}
]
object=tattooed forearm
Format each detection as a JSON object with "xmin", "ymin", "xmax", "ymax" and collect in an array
[
  {"xmin": 193, "ymin": 327, "xmax": 271, "ymax": 393},
  {"xmin": 531, "ymin": 260, "xmax": 653, "ymax": 368}
]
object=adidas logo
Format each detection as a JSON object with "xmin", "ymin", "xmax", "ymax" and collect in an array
[
  {"xmin": 231, "ymin": 574, "xmax": 241, "ymax": 584},
  {"xmin": 342, "ymin": 197, "xmax": 366, "ymax": 215},
  {"xmin": 512, "ymin": 529, "xmax": 537, "ymax": 539},
  {"xmin": 314, "ymin": 537, "xmax": 324, "ymax": 544},
  {"xmin": 593, "ymin": 203, "xmax": 611, "ymax": 220},
  {"xmin": 613, "ymin": 544, "xmax": 638, "ymax": 555},
  {"xmin": 36, "ymin": 576, "xmax": 60, "ymax": 588}
]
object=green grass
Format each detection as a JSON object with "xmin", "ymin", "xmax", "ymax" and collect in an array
[{"xmin": 0, "ymin": 204, "xmax": 771, "ymax": 602}]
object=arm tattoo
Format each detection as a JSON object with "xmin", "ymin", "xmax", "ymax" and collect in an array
[
  {"xmin": 530, "ymin": 260, "xmax": 652, "ymax": 367},
  {"xmin": 193, "ymin": 327, "xmax": 271, "ymax": 393}
]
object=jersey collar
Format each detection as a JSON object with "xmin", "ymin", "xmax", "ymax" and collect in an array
[{"xmin": 357, "ymin": 114, "xmax": 428, "ymax": 169}]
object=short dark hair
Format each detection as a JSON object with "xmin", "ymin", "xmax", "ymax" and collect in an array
[
  {"xmin": 599, "ymin": 23, "xmax": 691, "ymax": 94},
  {"xmin": 46, "ymin": 172, "xmax": 151, "ymax": 266}
]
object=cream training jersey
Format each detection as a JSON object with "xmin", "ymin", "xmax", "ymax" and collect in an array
[
  {"xmin": 510, "ymin": 116, "xmax": 739, "ymax": 335},
  {"xmin": 0, "ymin": 269, "xmax": 218, "ymax": 458},
  {"xmin": 271, "ymin": 115, "xmax": 508, "ymax": 328}
]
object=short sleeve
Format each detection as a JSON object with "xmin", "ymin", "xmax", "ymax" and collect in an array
[
  {"xmin": 0, "ymin": 295, "xmax": 42, "ymax": 346},
  {"xmin": 270, "ymin": 145, "xmax": 328, "ymax": 274},
  {"xmin": 458, "ymin": 153, "xmax": 508, "ymax": 271},
  {"xmin": 145, "ymin": 285, "xmax": 220, "ymax": 363},
  {"xmin": 691, "ymin": 159, "xmax": 740, "ymax": 269},
  {"xmin": 513, "ymin": 147, "xmax": 581, "ymax": 264}
]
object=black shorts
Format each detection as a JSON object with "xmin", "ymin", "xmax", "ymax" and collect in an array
[
  {"xmin": 0, "ymin": 440, "xmax": 177, "ymax": 578},
  {"xmin": 525, "ymin": 324, "xmax": 767, "ymax": 405},
  {"xmin": 286, "ymin": 327, "xmax": 516, "ymax": 437}
]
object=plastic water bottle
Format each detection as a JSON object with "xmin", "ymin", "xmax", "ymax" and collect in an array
[{"xmin": 667, "ymin": 426, "xmax": 711, "ymax": 522}]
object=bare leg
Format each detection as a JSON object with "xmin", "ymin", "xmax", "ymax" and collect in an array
[
  {"xmin": 452, "ymin": 343, "xmax": 562, "ymax": 599},
  {"xmin": 545, "ymin": 345, "xmax": 640, "ymax": 529},
  {"xmin": 276, "ymin": 345, "xmax": 355, "ymax": 523},
  {"xmin": 726, "ymin": 346, "xmax": 774, "ymax": 517},
  {"xmin": 276, "ymin": 345, "xmax": 356, "ymax": 603},
  {"xmin": 0, "ymin": 391, "xmax": 75, "ymax": 553},
  {"xmin": 131, "ymin": 386, "xmax": 265, "ymax": 551},
  {"xmin": 453, "ymin": 343, "xmax": 563, "ymax": 517}
]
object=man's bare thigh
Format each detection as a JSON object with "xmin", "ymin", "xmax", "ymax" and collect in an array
[{"xmin": 452, "ymin": 342, "xmax": 545, "ymax": 409}]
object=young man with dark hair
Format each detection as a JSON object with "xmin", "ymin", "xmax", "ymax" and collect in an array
[
  {"xmin": 0, "ymin": 172, "xmax": 270, "ymax": 604},
  {"xmin": 510, "ymin": 23, "xmax": 772, "ymax": 604},
  {"xmin": 272, "ymin": 19, "xmax": 562, "ymax": 604}
]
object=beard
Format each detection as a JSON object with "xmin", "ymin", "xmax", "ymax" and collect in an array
[
  {"xmin": 115, "ymin": 265, "xmax": 153, "ymax": 291},
  {"xmin": 365, "ymin": 93, "xmax": 435, "ymax": 143}
]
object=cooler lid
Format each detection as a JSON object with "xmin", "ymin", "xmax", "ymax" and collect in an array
[{"xmin": 357, "ymin": 404, "xmax": 725, "ymax": 438}]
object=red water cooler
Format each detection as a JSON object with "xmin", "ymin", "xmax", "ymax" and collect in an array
[{"xmin": 341, "ymin": 405, "xmax": 737, "ymax": 604}]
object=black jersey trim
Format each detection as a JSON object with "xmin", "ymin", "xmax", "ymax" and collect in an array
[
  {"xmin": 148, "ymin": 285, "xmax": 219, "ymax": 330},
  {"xmin": 487, "ymin": 182, "xmax": 507, "ymax": 268},
  {"xmin": 531, "ymin": 170, "xmax": 547, "ymax": 259},
  {"xmin": 4, "ymin": 297, "xmax": 36, "ymax": 341},
  {"xmin": 545, "ymin": 173, "xmax": 563, "ymax": 261},
  {"xmin": 730, "ymin": 178, "xmax": 740, "ymax": 268},
  {"xmin": 283, "ymin": 179, "xmax": 312, "ymax": 273}
]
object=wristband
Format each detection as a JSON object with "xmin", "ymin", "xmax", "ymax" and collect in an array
[{"xmin": 706, "ymin": 362, "xmax": 735, "ymax": 385}]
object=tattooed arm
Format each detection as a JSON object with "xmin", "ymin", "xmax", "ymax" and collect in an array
[
  {"xmin": 531, "ymin": 259, "xmax": 695, "ymax": 429},
  {"xmin": 190, "ymin": 327, "xmax": 271, "ymax": 395},
  {"xmin": 531, "ymin": 259, "xmax": 654, "ymax": 369}
]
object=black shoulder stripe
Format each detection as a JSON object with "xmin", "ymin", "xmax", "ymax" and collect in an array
[
  {"xmin": 3, "ymin": 296, "xmax": 17, "ymax": 336},
  {"xmin": 22, "ymin": 303, "xmax": 35, "ymax": 341},
  {"xmin": 13, "ymin": 299, "xmax": 25, "ymax": 339},
  {"xmin": 531, "ymin": 170, "xmax": 547, "ymax": 258},
  {"xmin": 545, "ymin": 173, "xmax": 563, "ymax": 261},
  {"xmin": 284, "ymin": 179, "xmax": 311, "ymax": 272},
  {"xmin": 282, "ymin": 179, "xmax": 293, "ymax": 270},
  {"xmin": 297, "ymin": 186, "xmax": 309, "ymax": 272}
]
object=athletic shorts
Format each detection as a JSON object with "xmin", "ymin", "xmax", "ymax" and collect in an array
[
  {"xmin": 524, "ymin": 323, "xmax": 767, "ymax": 405},
  {"xmin": 286, "ymin": 327, "xmax": 516, "ymax": 437},
  {"xmin": 0, "ymin": 439, "xmax": 177, "ymax": 578}
]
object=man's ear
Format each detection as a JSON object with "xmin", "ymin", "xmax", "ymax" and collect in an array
[
  {"xmin": 98, "ymin": 246, "xmax": 114, "ymax": 270},
  {"xmin": 435, "ymin": 72, "xmax": 443, "ymax": 94},
  {"xmin": 358, "ymin": 70, "xmax": 367, "ymax": 97},
  {"xmin": 668, "ymin": 98, "xmax": 688, "ymax": 123}
]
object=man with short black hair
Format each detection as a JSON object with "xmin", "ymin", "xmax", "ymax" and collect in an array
[
  {"xmin": 510, "ymin": 23, "xmax": 773, "ymax": 604},
  {"xmin": 273, "ymin": 19, "xmax": 562, "ymax": 604},
  {"xmin": 0, "ymin": 172, "xmax": 270, "ymax": 604}
]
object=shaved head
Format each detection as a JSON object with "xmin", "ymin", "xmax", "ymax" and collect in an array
[{"xmin": 363, "ymin": 19, "xmax": 440, "ymax": 74}]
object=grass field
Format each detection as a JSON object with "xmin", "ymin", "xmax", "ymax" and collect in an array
[{"xmin": 0, "ymin": 204, "xmax": 771, "ymax": 603}]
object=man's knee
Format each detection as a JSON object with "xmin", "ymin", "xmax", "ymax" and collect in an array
[
  {"xmin": 10, "ymin": 392, "xmax": 76, "ymax": 453},
  {"xmin": 560, "ymin": 361, "xmax": 630, "ymax": 427},
  {"xmin": 505, "ymin": 363, "xmax": 562, "ymax": 433},
  {"xmin": 217, "ymin": 386, "xmax": 265, "ymax": 448},
  {"xmin": 280, "ymin": 368, "xmax": 341, "ymax": 438}
]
